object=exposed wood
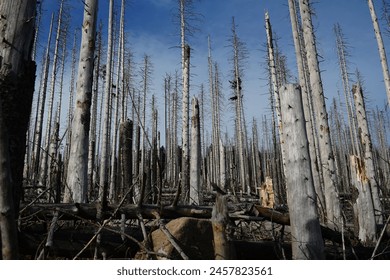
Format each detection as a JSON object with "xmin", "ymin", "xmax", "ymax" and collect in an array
[
  {"xmin": 298, "ymin": 0, "xmax": 342, "ymax": 228},
  {"xmin": 65, "ymin": 0, "xmax": 98, "ymax": 203},
  {"xmin": 367, "ymin": 0, "xmax": 390, "ymax": 105},
  {"xmin": 212, "ymin": 194, "xmax": 230, "ymax": 259},
  {"xmin": 190, "ymin": 97, "xmax": 201, "ymax": 205},
  {"xmin": 279, "ymin": 84, "xmax": 324, "ymax": 259}
]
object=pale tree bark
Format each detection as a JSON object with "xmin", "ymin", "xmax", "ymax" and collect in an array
[
  {"xmin": 287, "ymin": 0, "xmax": 325, "ymax": 219},
  {"xmin": 181, "ymin": 44, "xmax": 191, "ymax": 203},
  {"xmin": 64, "ymin": 0, "xmax": 98, "ymax": 203},
  {"xmin": 280, "ymin": 84, "xmax": 324, "ymax": 260},
  {"xmin": 353, "ymin": 84, "xmax": 383, "ymax": 226},
  {"xmin": 368, "ymin": 0, "xmax": 390, "ymax": 105},
  {"xmin": 298, "ymin": 0, "xmax": 342, "ymax": 228},
  {"xmin": 0, "ymin": 0, "xmax": 37, "ymax": 259},
  {"xmin": 99, "ymin": 0, "xmax": 114, "ymax": 206},
  {"xmin": 190, "ymin": 97, "xmax": 201, "ymax": 205}
]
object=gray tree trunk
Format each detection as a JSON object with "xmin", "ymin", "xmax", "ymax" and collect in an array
[
  {"xmin": 31, "ymin": 14, "xmax": 54, "ymax": 187},
  {"xmin": 0, "ymin": 0, "xmax": 37, "ymax": 259},
  {"xmin": 353, "ymin": 84, "xmax": 383, "ymax": 225},
  {"xmin": 190, "ymin": 97, "xmax": 201, "ymax": 205},
  {"xmin": 298, "ymin": 0, "xmax": 342, "ymax": 228},
  {"xmin": 41, "ymin": 1, "xmax": 64, "ymax": 186},
  {"xmin": 181, "ymin": 44, "xmax": 191, "ymax": 203},
  {"xmin": 287, "ymin": 0, "xmax": 325, "ymax": 219},
  {"xmin": 280, "ymin": 84, "xmax": 324, "ymax": 260},
  {"xmin": 368, "ymin": 0, "xmax": 390, "ymax": 105},
  {"xmin": 99, "ymin": 0, "xmax": 114, "ymax": 206},
  {"xmin": 64, "ymin": 0, "xmax": 98, "ymax": 203}
]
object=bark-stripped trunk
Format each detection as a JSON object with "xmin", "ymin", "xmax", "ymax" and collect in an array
[
  {"xmin": 99, "ymin": 0, "xmax": 114, "ymax": 207},
  {"xmin": 280, "ymin": 84, "xmax": 324, "ymax": 260},
  {"xmin": 190, "ymin": 97, "xmax": 201, "ymax": 205},
  {"xmin": 288, "ymin": 0, "xmax": 325, "ymax": 218},
  {"xmin": 353, "ymin": 84, "xmax": 383, "ymax": 225},
  {"xmin": 368, "ymin": 0, "xmax": 390, "ymax": 105},
  {"xmin": 64, "ymin": 0, "xmax": 98, "ymax": 203},
  {"xmin": 181, "ymin": 44, "xmax": 190, "ymax": 203},
  {"xmin": 298, "ymin": 0, "xmax": 342, "ymax": 228},
  {"xmin": 0, "ymin": 0, "xmax": 37, "ymax": 259}
]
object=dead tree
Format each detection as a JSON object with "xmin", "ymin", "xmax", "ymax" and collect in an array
[
  {"xmin": 64, "ymin": 0, "xmax": 98, "ymax": 203},
  {"xmin": 298, "ymin": 0, "xmax": 342, "ymax": 228},
  {"xmin": 288, "ymin": 0, "xmax": 325, "ymax": 217},
  {"xmin": 190, "ymin": 97, "xmax": 201, "ymax": 205},
  {"xmin": 41, "ymin": 1, "xmax": 64, "ymax": 186},
  {"xmin": 280, "ymin": 84, "xmax": 324, "ymax": 260},
  {"xmin": 0, "ymin": 0, "xmax": 37, "ymax": 259},
  {"xmin": 99, "ymin": 0, "xmax": 114, "ymax": 207},
  {"xmin": 368, "ymin": 0, "xmax": 390, "ymax": 105},
  {"xmin": 231, "ymin": 18, "xmax": 248, "ymax": 194},
  {"xmin": 31, "ymin": 14, "xmax": 54, "ymax": 187},
  {"xmin": 353, "ymin": 84, "xmax": 383, "ymax": 226}
]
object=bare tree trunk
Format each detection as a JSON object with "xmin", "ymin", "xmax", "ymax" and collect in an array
[
  {"xmin": 368, "ymin": 0, "xmax": 390, "ymax": 105},
  {"xmin": 0, "ymin": 0, "xmax": 37, "ymax": 259},
  {"xmin": 288, "ymin": 0, "xmax": 325, "ymax": 219},
  {"xmin": 298, "ymin": 0, "xmax": 342, "ymax": 228},
  {"xmin": 87, "ymin": 24, "xmax": 101, "ymax": 200},
  {"xmin": 31, "ymin": 14, "xmax": 54, "ymax": 187},
  {"xmin": 99, "ymin": 0, "xmax": 114, "ymax": 207},
  {"xmin": 353, "ymin": 84, "xmax": 383, "ymax": 225},
  {"xmin": 190, "ymin": 97, "xmax": 201, "ymax": 205},
  {"xmin": 41, "ymin": 1, "xmax": 64, "ymax": 187},
  {"xmin": 280, "ymin": 84, "xmax": 324, "ymax": 260},
  {"xmin": 181, "ymin": 44, "xmax": 191, "ymax": 203},
  {"xmin": 231, "ymin": 18, "xmax": 247, "ymax": 194},
  {"xmin": 211, "ymin": 194, "xmax": 230, "ymax": 260},
  {"xmin": 64, "ymin": 0, "xmax": 98, "ymax": 203}
]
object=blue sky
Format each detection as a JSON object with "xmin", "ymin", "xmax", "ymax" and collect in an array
[{"xmin": 35, "ymin": 0, "xmax": 390, "ymax": 141}]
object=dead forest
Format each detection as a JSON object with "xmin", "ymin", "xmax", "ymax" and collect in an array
[{"xmin": 0, "ymin": 0, "xmax": 390, "ymax": 260}]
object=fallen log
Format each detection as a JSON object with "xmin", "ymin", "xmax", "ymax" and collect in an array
[{"xmin": 19, "ymin": 202, "xmax": 360, "ymax": 246}]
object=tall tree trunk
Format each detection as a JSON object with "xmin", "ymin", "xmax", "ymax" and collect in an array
[
  {"xmin": 99, "ymin": 0, "xmax": 114, "ymax": 207},
  {"xmin": 298, "ymin": 0, "xmax": 342, "ymax": 228},
  {"xmin": 181, "ymin": 44, "xmax": 191, "ymax": 203},
  {"xmin": 64, "ymin": 0, "xmax": 98, "ymax": 203},
  {"xmin": 231, "ymin": 18, "xmax": 247, "ymax": 194},
  {"xmin": 368, "ymin": 0, "xmax": 390, "ymax": 105},
  {"xmin": 41, "ymin": 1, "xmax": 64, "ymax": 187},
  {"xmin": 0, "ymin": 0, "xmax": 37, "ymax": 259},
  {"xmin": 190, "ymin": 97, "xmax": 201, "ymax": 205},
  {"xmin": 31, "ymin": 14, "xmax": 54, "ymax": 187},
  {"xmin": 288, "ymin": 0, "xmax": 325, "ymax": 219},
  {"xmin": 353, "ymin": 84, "xmax": 383, "ymax": 225},
  {"xmin": 280, "ymin": 84, "xmax": 324, "ymax": 260}
]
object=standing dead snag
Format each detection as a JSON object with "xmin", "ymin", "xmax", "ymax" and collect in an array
[
  {"xmin": 212, "ymin": 193, "xmax": 231, "ymax": 260},
  {"xmin": 190, "ymin": 97, "xmax": 201, "ymax": 205},
  {"xmin": 367, "ymin": 0, "xmax": 390, "ymax": 105},
  {"xmin": 298, "ymin": 0, "xmax": 342, "ymax": 228},
  {"xmin": 352, "ymin": 85, "xmax": 382, "ymax": 225},
  {"xmin": 0, "ymin": 0, "xmax": 37, "ymax": 259},
  {"xmin": 65, "ymin": 0, "xmax": 98, "ymax": 203},
  {"xmin": 279, "ymin": 84, "xmax": 324, "ymax": 260}
]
